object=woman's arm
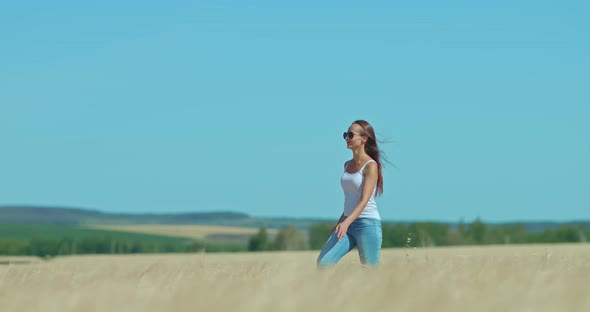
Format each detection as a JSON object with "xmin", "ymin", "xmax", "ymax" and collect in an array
[
  {"xmin": 335, "ymin": 162, "xmax": 378, "ymax": 239},
  {"xmin": 331, "ymin": 161, "xmax": 348, "ymax": 233},
  {"xmin": 331, "ymin": 213, "xmax": 345, "ymax": 233}
]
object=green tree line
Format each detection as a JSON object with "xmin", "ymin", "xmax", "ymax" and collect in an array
[
  {"xmin": 307, "ymin": 218, "xmax": 589, "ymax": 249},
  {"xmin": 250, "ymin": 219, "xmax": 590, "ymax": 251},
  {"xmin": 248, "ymin": 225, "xmax": 309, "ymax": 251}
]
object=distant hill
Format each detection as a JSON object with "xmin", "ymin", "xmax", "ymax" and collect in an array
[
  {"xmin": 0, "ymin": 206, "xmax": 330, "ymax": 229},
  {"xmin": 0, "ymin": 206, "xmax": 251, "ymax": 226}
]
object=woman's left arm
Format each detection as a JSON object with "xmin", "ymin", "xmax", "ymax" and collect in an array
[{"xmin": 335, "ymin": 162, "xmax": 379, "ymax": 239}]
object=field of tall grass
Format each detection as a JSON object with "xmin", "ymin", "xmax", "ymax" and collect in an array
[{"xmin": 1, "ymin": 244, "xmax": 588, "ymax": 311}]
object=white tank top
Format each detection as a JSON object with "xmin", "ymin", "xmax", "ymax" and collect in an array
[{"xmin": 341, "ymin": 159, "xmax": 381, "ymax": 220}]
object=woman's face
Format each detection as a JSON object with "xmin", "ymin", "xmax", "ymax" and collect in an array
[{"xmin": 345, "ymin": 124, "xmax": 366, "ymax": 149}]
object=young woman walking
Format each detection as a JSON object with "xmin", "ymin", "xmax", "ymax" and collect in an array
[{"xmin": 317, "ymin": 120, "xmax": 385, "ymax": 267}]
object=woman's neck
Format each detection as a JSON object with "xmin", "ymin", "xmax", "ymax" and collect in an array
[{"xmin": 351, "ymin": 148, "xmax": 368, "ymax": 163}]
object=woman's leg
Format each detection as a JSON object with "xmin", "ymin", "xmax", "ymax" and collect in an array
[
  {"xmin": 316, "ymin": 231, "xmax": 356, "ymax": 268},
  {"xmin": 350, "ymin": 218, "xmax": 383, "ymax": 266}
]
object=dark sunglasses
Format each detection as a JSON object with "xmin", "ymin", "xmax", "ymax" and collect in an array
[{"xmin": 343, "ymin": 131, "xmax": 360, "ymax": 139}]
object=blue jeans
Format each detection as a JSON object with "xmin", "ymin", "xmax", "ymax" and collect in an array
[{"xmin": 317, "ymin": 217, "xmax": 383, "ymax": 267}]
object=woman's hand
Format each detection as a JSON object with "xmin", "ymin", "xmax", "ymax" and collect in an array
[{"xmin": 334, "ymin": 221, "xmax": 351, "ymax": 240}]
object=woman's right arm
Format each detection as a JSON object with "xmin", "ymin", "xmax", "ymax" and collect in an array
[
  {"xmin": 330, "ymin": 161, "xmax": 348, "ymax": 233},
  {"xmin": 331, "ymin": 213, "xmax": 345, "ymax": 233}
]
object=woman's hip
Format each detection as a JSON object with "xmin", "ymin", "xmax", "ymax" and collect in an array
[{"xmin": 348, "ymin": 217, "xmax": 382, "ymax": 234}]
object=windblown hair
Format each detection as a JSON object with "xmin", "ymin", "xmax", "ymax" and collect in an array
[{"xmin": 353, "ymin": 120, "xmax": 385, "ymax": 196}]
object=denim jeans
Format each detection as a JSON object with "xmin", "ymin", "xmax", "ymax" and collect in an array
[{"xmin": 317, "ymin": 217, "xmax": 383, "ymax": 267}]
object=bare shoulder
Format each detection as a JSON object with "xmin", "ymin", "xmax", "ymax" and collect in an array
[{"xmin": 363, "ymin": 160, "xmax": 378, "ymax": 175}]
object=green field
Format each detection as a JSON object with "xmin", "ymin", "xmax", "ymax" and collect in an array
[
  {"xmin": 0, "ymin": 224, "xmax": 192, "ymax": 244},
  {"xmin": 0, "ymin": 224, "xmax": 248, "ymax": 256}
]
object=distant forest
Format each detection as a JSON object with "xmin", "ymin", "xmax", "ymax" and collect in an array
[{"xmin": 250, "ymin": 219, "xmax": 590, "ymax": 252}]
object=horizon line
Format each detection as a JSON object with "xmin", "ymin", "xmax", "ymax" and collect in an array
[{"xmin": 1, "ymin": 205, "xmax": 589, "ymax": 224}]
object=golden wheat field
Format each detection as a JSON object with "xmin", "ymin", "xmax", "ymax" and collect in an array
[{"xmin": 1, "ymin": 244, "xmax": 589, "ymax": 312}]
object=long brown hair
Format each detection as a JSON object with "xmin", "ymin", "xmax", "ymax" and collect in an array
[{"xmin": 353, "ymin": 120, "xmax": 385, "ymax": 196}]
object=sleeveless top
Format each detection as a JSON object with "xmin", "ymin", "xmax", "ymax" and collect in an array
[{"xmin": 341, "ymin": 159, "xmax": 381, "ymax": 220}]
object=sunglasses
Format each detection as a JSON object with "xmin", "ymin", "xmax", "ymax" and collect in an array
[{"xmin": 343, "ymin": 131, "xmax": 361, "ymax": 139}]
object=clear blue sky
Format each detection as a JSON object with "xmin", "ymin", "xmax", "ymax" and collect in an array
[{"xmin": 1, "ymin": 1, "xmax": 588, "ymax": 222}]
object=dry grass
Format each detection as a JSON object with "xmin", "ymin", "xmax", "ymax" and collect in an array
[
  {"xmin": 0, "ymin": 256, "xmax": 44, "ymax": 265},
  {"xmin": 85, "ymin": 224, "xmax": 278, "ymax": 240},
  {"xmin": 1, "ymin": 244, "xmax": 589, "ymax": 312}
]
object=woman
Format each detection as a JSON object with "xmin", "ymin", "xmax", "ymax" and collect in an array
[{"xmin": 317, "ymin": 120, "xmax": 384, "ymax": 267}]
